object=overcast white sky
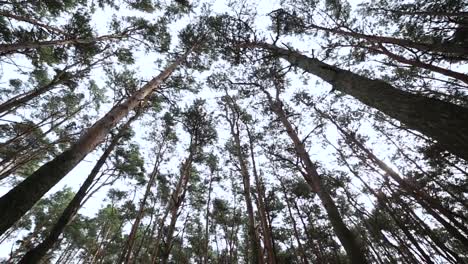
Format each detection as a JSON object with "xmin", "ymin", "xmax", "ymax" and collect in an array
[{"xmin": 0, "ymin": 0, "xmax": 420, "ymax": 259}]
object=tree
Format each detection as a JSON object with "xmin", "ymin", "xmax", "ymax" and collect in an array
[{"xmin": 0, "ymin": 49, "xmax": 191, "ymax": 236}]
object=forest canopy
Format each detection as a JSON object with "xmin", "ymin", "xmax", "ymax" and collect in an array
[{"xmin": 0, "ymin": 0, "xmax": 467, "ymax": 263}]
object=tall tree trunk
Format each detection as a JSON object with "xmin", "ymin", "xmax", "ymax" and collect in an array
[
  {"xmin": 0, "ymin": 50, "xmax": 189, "ymax": 236},
  {"xmin": 204, "ymin": 171, "xmax": 214, "ymax": 264},
  {"xmin": 119, "ymin": 139, "xmax": 166, "ymax": 264},
  {"xmin": 160, "ymin": 154, "xmax": 193, "ymax": 264},
  {"xmin": 267, "ymin": 98, "xmax": 368, "ymax": 264},
  {"xmin": 223, "ymin": 96, "xmax": 263, "ymax": 264},
  {"xmin": 252, "ymin": 42, "xmax": 468, "ymax": 161},
  {"xmin": 280, "ymin": 181, "xmax": 310, "ymax": 264},
  {"xmin": 323, "ymin": 111, "xmax": 468, "ymax": 247},
  {"xmin": 245, "ymin": 125, "xmax": 276, "ymax": 264},
  {"xmin": 17, "ymin": 114, "xmax": 138, "ymax": 264},
  {"xmin": 0, "ymin": 34, "xmax": 123, "ymax": 54}
]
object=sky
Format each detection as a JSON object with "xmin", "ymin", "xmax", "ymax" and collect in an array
[{"xmin": 0, "ymin": 0, "xmax": 433, "ymax": 259}]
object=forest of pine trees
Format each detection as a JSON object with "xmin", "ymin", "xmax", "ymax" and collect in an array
[{"xmin": 0, "ymin": 0, "xmax": 467, "ymax": 263}]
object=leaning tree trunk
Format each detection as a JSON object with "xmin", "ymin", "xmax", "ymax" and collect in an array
[
  {"xmin": 0, "ymin": 50, "xmax": 190, "ymax": 236},
  {"xmin": 269, "ymin": 99, "xmax": 368, "ymax": 264},
  {"xmin": 17, "ymin": 114, "xmax": 139, "ymax": 264},
  {"xmin": 252, "ymin": 42, "xmax": 468, "ymax": 162},
  {"xmin": 303, "ymin": 23, "xmax": 468, "ymax": 58},
  {"xmin": 119, "ymin": 140, "xmax": 166, "ymax": 264},
  {"xmin": 225, "ymin": 102, "xmax": 262, "ymax": 264},
  {"xmin": 280, "ymin": 181, "xmax": 310, "ymax": 264},
  {"xmin": 160, "ymin": 155, "xmax": 193, "ymax": 264},
  {"xmin": 246, "ymin": 125, "xmax": 276, "ymax": 264},
  {"xmin": 322, "ymin": 111, "xmax": 468, "ymax": 247}
]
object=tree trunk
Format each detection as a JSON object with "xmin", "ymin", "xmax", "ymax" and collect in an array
[
  {"xmin": 245, "ymin": 125, "xmax": 276, "ymax": 264},
  {"xmin": 268, "ymin": 98, "xmax": 368, "ymax": 264},
  {"xmin": 160, "ymin": 155, "xmax": 193, "ymax": 264},
  {"xmin": 119, "ymin": 139, "xmax": 166, "ymax": 264},
  {"xmin": 0, "ymin": 50, "xmax": 189, "ymax": 236},
  {"xmin": 17, "ymin": 115, "xmax": 138, "ymax": 263},
  {"xmin": 223, "ymin": 96, "xmax": 263, "ymax": 264},
  {"xmin": 253, "ymin": 42, "xmax": 468, "ymax": 161},
  {"xmin": 280, "ymin": 181, "xmax": 309, "ymax": 264},
  {"xmin": 204, "ymin": 171, "xmax": 214, "ymax": 264},
  {"xmin": 325, "ymin": 114, "xmax": 468, "ymax": 247}
]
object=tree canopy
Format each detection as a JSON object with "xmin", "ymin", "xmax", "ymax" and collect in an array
[{"xmin": 0, "ymin": 0, "xmax": 467, "ymax": 263}]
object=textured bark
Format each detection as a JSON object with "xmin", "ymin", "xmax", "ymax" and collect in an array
[
  {"xmin": 0, "ymin": 51, "xmax": 188, "ymax": 236},
  {"xmin": 18, "ymin": 115, "xmax": 136, "ymax": 263},
  {"xmin": 254, "ymin": 42, "xmax": 468, "ymax": 161},
  {"xmin": 269, "ymin": 99, "xmax": 368, "ymax": 264}
]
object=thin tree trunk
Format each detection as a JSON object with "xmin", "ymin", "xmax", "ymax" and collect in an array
[
  {"xmin": 371, "ymin": 43, "xmax": 468, "ymax": 84},
  {"xmin": 0, "ymin": 50, "xmax": 189, "ymax": 236},
  {"xmin": 0, "ymin": 12, "xmax": 66, "ymax": 34},
  {"xmin": 17, "ymin": 114, "xmax": 138, "ymax": 263},
  {"xmin": 252, "ymin": 42, "xmax": 468, "ymax": 161},
  {"xmin": 204, "ymin": 171, "xmax": 214, "ymax": 264},
  {"xmin": 280, "ymin": 181, "xmax": 309, "ymax": 264},
  {"xmin": 302, "ymin": 23, "xmax": 468, "ymax": 57},
  {"xmin": 324, "ymin": 112, "xmax": 468, "ymax": 247},
  {"xmin": 119, "ymin": 140, "xmax": 166, "ymax": 264},
  {"xmin": 159, "ymin": 154, "xmax": 193, "ymax": 264},
  {"xmin": 291, "ymin": 197, "xmax": 323, "ymax": 262},
  {"xmin": 267, "ymin": 96, "xmax": 368, "ymax": 264},
  {"xmin": 245, "ymin": 125, "xmax": 277, "ymax": 264},
  {"xmin": 223, "ymin": 96, "xmax": 262, "ymax": 264}
]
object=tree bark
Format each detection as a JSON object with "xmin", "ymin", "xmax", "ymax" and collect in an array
[
  {"xmin": 0, "ymin": 50, "xmax": 189, "ymax": 236},
  {"xmin": 223, "ymin": 98, "xmax": 263, "ymax": 264},
  {"xmin": 204, "ymin": 171, "xmax": 214, "ymax": 264},
  {"xmin": 268, "ymin": 98, "xmax": 368, "ymax": 264},
  {"xmin": 160, "ymin": 154, "xmax": 193, "ymax": 264},
  {"xmin": 245, "ymin": 125, "xmax": 276, "ymax": 264},
  {"xmin": 17, "ymin": 115, "xmax": 138, "ymax": 263},
  {"xmin": 252, "ymin": 42, "xmax": 468, "ymax": 161}
]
